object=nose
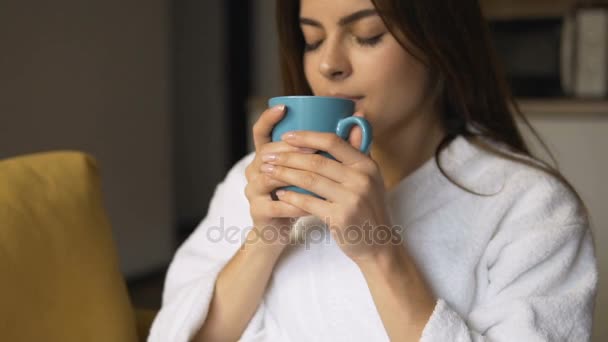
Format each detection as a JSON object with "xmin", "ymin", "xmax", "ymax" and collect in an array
[{"xmin": 318, "ymin": 38, "xmax": 352, "ymax": 81}]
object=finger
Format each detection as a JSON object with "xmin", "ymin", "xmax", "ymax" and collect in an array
[
  {"xmin": 249, "ymin": 141, "xmax": 317, "ymax": 176},
  {"xmin": 275, "ymin": 189, "xmax": 332, "ymax": 222},
  {"xmin": 252, "ymin": 105, "xmax": 286, "ymax": 151},
  {"xmin": 251, "ymin": 197, "xmax": 311, "ymax": 218},
  {"xmin": 247, "ymin": 172, "xmax": 291, "ymax": 197},
  {"xmin": 263, "ymin": 151, "xmax": 351, "ymax": 184},
  {"xmin": 259, "ymin": 140, "xmax": 317, "ymax": 157},
  {"xmin": 262, "ymin": 164, "xmax": 352, "ymax": 203},
  {"xmin": 280, "ymin": 130, "xmax": 367, "ymax": 166},
  {"xmin": 246, "ymin": 142, "xmax": 320, "ymax": 195},
  {"xmin": 348, "ymin": 112, "xmax": 364, "ymax": 150}
]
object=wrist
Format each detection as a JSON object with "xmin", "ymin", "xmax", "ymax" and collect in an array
[
  {"xmin": 355, "ymin": 244, "xmax": 410, "ymax": 278},
  {"xmin": 356, "ymin": 244, "xmax": 437, "ymax": 328},
  {"xmin": 246, "ymin": 226, "xmax": 289, "ymax": 259}
]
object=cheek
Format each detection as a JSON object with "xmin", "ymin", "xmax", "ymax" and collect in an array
[
  {"xmin": 358, "ymin": 43, "xmax": 430, "ymax": 120},
  {"xmin": 303, "ymin": 56, "xmax": 321, "ymax": 94},
  {"xmin": 365, "ymin": 44, "xmax": 428, "ymax": 99}
]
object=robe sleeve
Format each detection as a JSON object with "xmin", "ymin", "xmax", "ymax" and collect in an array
[
  {"xmin": 421, "ymin": 176, "xmax": 599, "ymax": 342},
  {"xmin": 148, "ymin": 153, "xmax": 282, "ymax": 342}
]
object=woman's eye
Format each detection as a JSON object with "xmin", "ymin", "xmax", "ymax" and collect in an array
[
  {"xmin": 356, "ymin": 33, "xmax": 385, "ymax": 47},
  {"xmin": 304, "ymin": 40, "xmax": 323, "ymax": 52},
  {"xmin": 303, "ymin": 33, "xmax": 384, "ymax": 52}
]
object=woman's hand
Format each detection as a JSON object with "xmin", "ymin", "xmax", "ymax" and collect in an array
[
  {"xmin": 257, "ymin": 114, "xmax": 400, "ymax": 263},
  {"xmin": 244, "ymin": 105, "xmax": 317, "ymax": 252}
]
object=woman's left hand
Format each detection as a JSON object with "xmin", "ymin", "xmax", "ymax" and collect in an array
[{"xmin": 258, "ymin": 121, "xmax": 400, "ymax": 263}]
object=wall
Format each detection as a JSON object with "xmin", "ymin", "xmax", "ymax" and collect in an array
[
  {"xmin": 0, "ymin": 0, "xmax": 173, "ymax": 277},
  {"xmin": 172, "ymin": 0, "xmax": 228, "ymax": 233},
  {"xmin": 252, "ymin": 0, "xmax": 281, "ymax": 98}
]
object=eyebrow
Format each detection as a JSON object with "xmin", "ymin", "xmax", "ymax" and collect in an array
[{"xmin": 300, "ymin": 8, "xmax": 378, "ymax": 28}]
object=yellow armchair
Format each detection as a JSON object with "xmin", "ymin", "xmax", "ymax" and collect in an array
[{"xmin": 0, "ymin": 151, "xmax": 157, "ymax": 342}]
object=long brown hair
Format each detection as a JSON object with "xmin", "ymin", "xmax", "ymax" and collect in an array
[{"xmin": 275, "ymin": 0, "xmax": 586, "ymax": 211}]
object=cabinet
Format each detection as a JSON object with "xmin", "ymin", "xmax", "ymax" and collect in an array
[{"xmin": 517, "ymin": 98, "xmax": 608, "ymax": 115}]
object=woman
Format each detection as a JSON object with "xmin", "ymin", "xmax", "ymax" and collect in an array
[{"xmin": 149, "ymin": 0, "xmax": 598, "ymax": 341}]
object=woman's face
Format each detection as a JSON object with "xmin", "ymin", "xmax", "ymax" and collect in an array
[{"xmin": 300, "ymin": 0, "xmax": 435, "ymax": 138}]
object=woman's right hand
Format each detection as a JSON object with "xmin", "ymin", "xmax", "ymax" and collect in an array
[{"xmin": 244, "ymin": 105, "xmax": 316, "ymax": 250}]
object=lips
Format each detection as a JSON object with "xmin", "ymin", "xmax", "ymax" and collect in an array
[{"xmin": 329, "ymin": 94, "xmax": 364, "ymax": 101}]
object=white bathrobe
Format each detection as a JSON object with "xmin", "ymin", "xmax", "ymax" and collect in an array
[{"xmin": 148, "ymin": 135, "xmax": 598, "ymax": 342}]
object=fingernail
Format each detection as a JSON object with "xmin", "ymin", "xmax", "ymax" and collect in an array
[
  {"xmin": 298, "ymin": 148, "xmax": 317, "ymax": 153},
  {"xmin": 276, "ymin": 190, "xmax": 286, "ymax": 197},
  {"xmin": 274, "ymin": 105, "xmax": 285, "ymax": 113},
  {"xmin": 282, "ymin": 132, "xmax": 296, "ymax": 140},
  {"xmin": 261, "ymin": 153, "xmax": 277, "ymax": 162},
  {"xmin": 261, "ymin": 163, "xmax": 275, "ymax": 173}
]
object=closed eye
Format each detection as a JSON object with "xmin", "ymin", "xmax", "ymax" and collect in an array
[
  {"xmin": 304, "ymin": 33, "xmax": 385, "ymax": 52},
  {"xmin": 304, "ymin": 39, "xmax": 324, "ymax": 52},
  {"xmin": 356, "ymin": 33, "xmax": 384, "ymax": 47}
]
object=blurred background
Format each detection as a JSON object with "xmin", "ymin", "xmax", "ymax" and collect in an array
[{"xmin": 1, "ymin": 0, "xmax": 607, "ymax": 340}]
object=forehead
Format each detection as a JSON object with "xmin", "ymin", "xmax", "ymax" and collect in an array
[{"xmin": 299, "ymin": 0, "xmax": 375, "ymax": 17}]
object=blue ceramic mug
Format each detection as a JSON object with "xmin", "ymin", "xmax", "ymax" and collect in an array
[{"xmin": 268, "ymin": 96, "xmax": 373, "ymax": 200}]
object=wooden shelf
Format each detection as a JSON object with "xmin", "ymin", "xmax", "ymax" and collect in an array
[
  {"xmin": 516, "ymin": 98, "xmax": 608, "ymax": 115},
  {"xmin": 480, "ymin": 0, "xmax": 576, "ymax": 19}
]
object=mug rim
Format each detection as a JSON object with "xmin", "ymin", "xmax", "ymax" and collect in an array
[{"xmin": 269, "ymin": 95, "xmax": 355, "ymax": 103}]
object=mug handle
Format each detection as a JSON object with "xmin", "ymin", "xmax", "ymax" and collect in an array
[{"xmin": 335, "ymin": 116, "xmax": 373, "ymax": 155}]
